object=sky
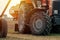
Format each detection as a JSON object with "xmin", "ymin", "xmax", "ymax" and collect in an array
[{"xmin": 0, "ymin": 0, "xmax": 21, "ymax": 18}]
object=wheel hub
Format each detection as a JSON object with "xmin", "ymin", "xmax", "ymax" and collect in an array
[
  {"xmin": 33, "ymin": 19, "xmax": 43, "ymax": 32},
  {"xmin": 35, "ymin": 19, "xmax": 43, "ymax": 29}
]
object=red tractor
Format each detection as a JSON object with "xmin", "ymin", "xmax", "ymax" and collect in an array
[{"xmin": 10, "ymin": 0, "xmax": 60, "ymax": 35}]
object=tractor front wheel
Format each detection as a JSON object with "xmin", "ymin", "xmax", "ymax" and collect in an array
[{"xmin": 0, "ymin": 19, "xmax": 7, "ymax": 38}]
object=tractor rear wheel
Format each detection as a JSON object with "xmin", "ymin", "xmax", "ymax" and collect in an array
[{"xmin": 25, "ymin": 9, "xmax": 52, "ymax": 35}]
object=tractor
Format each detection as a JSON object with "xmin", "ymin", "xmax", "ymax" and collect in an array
[{"xmin": 10, "ymin": 0, "xmax": 60, "ymax": 35}]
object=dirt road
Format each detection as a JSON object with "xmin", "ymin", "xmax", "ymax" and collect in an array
[{"xmin": 0, "ymin": 32, "xmax": 60, "ymax": 40}]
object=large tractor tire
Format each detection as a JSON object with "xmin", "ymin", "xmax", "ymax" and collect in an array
[
  {"xmin": 0, "ymin": 19, "xmax": 7, "ymax": 38},
  {"xmin": 25, "ymin": 9, "xmax": 52, "ymax": 35}
]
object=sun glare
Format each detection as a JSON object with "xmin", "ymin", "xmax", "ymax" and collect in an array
[{"xmin": 0, "ymin": 0, "xmax": 21, "ymax": 18}]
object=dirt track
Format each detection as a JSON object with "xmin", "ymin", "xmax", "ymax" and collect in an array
[
  {"xmin": 0, "ymin": 32, "xmax": 60, "ymax": 40},
  {"xmin": 7, "ymin": 33, "xmax": 60, "ymax": 40}
]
